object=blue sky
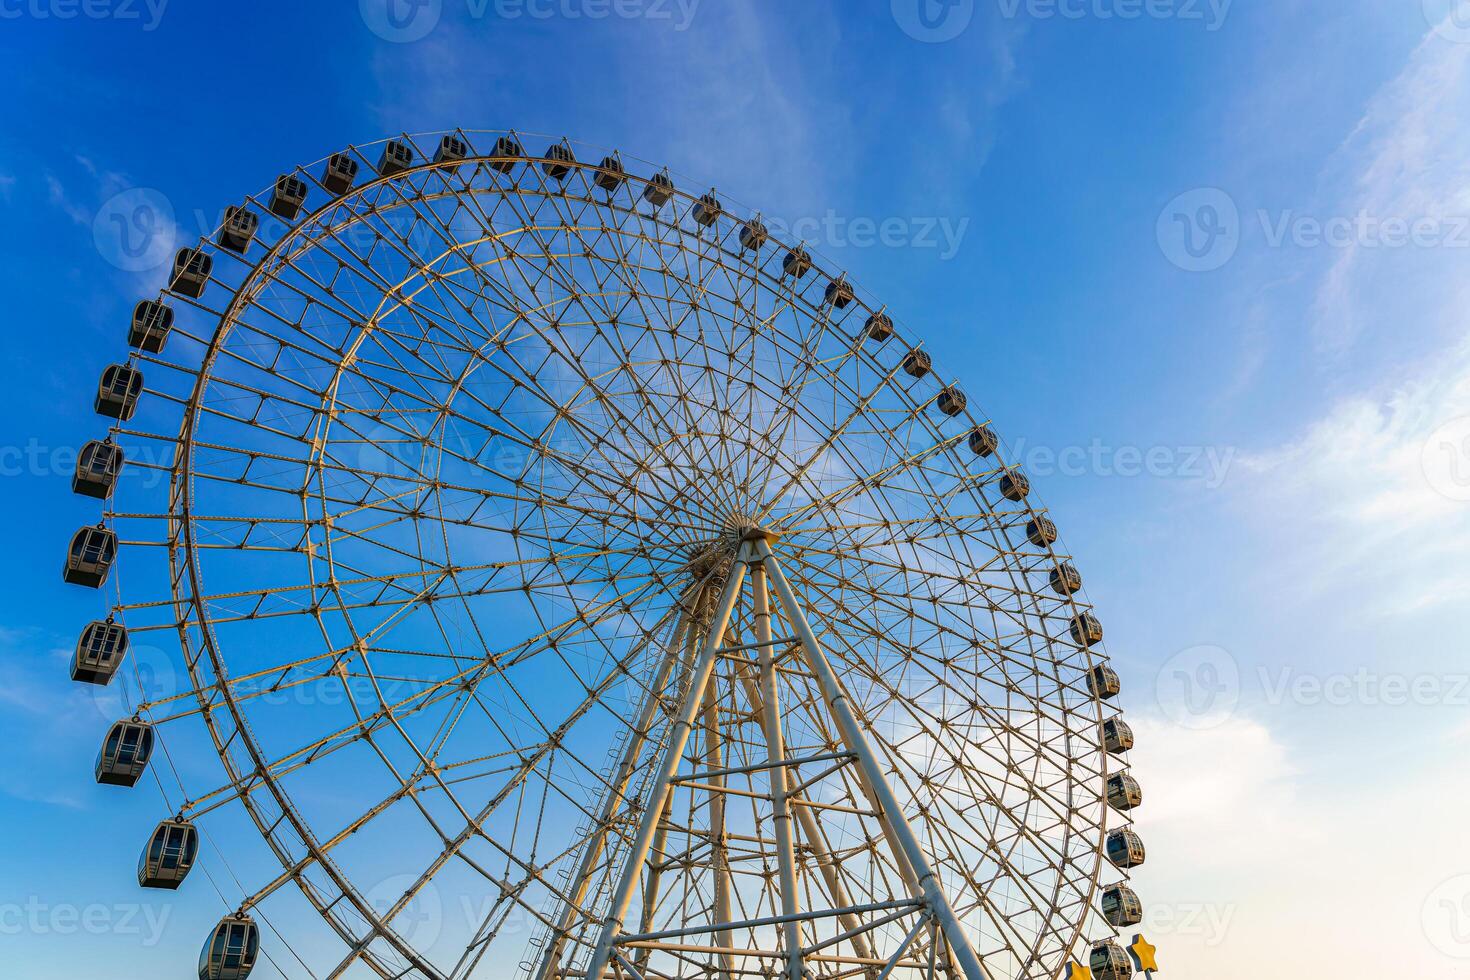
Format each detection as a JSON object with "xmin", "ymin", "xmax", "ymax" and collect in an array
[{"xmin": 4, "ymin": 2, "xmax": 1470, "ymax": 977}]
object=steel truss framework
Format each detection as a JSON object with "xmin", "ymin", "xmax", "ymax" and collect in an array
[{"xmin": 83, "ymin": 131, "xmax": 1138, "ymax": 980}]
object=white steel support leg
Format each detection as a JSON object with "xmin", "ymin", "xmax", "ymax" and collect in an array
[
  {"xmin": 750, "ymin": 560, "xmax": 804, "ymax": 980},
  {"xmin": 756, "ymin": 542, "xmax": 991, "ymax": 980},
  {"xmin": 580, "ymin": 559, "xmax": 749, "ymax": 980},
  {"xmin": 702, "ymin": 674, "xmax": 734, "ymax": 980}
]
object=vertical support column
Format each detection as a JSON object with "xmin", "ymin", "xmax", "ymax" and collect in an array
[
  {"xmin": 702, "ymin": 676, "xmax": 734, "ymax": 980},
  {"xmin": 756, "ymin": 542, "xmax": 990, "ymax": 980},
  {"xmin": 581, "ymin": 559, "xmax": 749, "ymax": 980},
  {"xmin": 750, "ymin": 559, "xmax": 804, "ymax": 980}
]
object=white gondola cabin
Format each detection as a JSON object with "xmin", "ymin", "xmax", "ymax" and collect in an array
[
  {"xmin": 1102, "ymin": 716, "xmax": 1134, "ymax": 755},
  {"xmin": 64, "ymin": 525, "xmax": 117, "ymax": 587},
  {"xmin": 138, "ymin": 819, "xmax": 198, "ymax": 888},
  {"xmin": 1090, "ymin": 942, "xmax": 1133, "ymax": 980},
  {"xmin": 170, "ymin": 248, "xmax": 211, "ymax": 298},
  {"xmin": 1049, "ymin": 563, "xmax": 1081, "ymax": 596},
  {"xmin": 1105, "ymin": 828, "xmax": 1146, "ymax": 868},
  {"xmin": 782, "ymin": 248, "xmax": 812, "ymax": 279},
  {"xmin": 378, "ymin": 139, "xmax": 414, "ymax": 177},
  {"xmin": 936, "ymin": 386, "xmax": 966, "ymax": 417},
  {"xmin": 1107, "ymin": 772, "xmax": 1143, "ymax": 812},
  {"xmin": 128, "ymin": 299, "xmax": 173, "ymax": 353},
  {"xmin": 199, "ymin": 915, "xmax": 259, "ymax": 980},
  {"xmin": 489, "ymin": 136, "xmax": 524, "ymax": 173},
  {"xmin": 902, "ymin": 349, "xmax": 932, "ymax": 378},
  {"xmin": 1026, "ymin": 515, "xmax": 1057, "ymax": 547},
  {"xmin": 999, "ymin": 470, "xmax": 1030, "ymax": 501},
  {"xmin": 1087, "ymin": 663, "xmax": 1120, "ymax": 700},
  {"xmin": 1101, "ymin": 884, "xmax": 1143, "ymax": 928},
  {"xmin": 824, "ymin": 277, "xmax": 853, "ymax": 307},
  {"xmin": 95, "ymin": 364, "xmax": 143, "ymax": 420},
  {"xmin": 434, "ymin": 134, "xmax": 469, "ymax": 169},
  {"xmin": 693, "ymin": 192, "xmax": 721, "ymax": 227},
  {"xmin": 217, "ymin": 205, "xmax": 258, "ymax": 253},
  {"xmin": 72, "ymin": 618, "xmax": 128, "ymax": 684},
  {"xmin": 269, "ymin": 174, "xmax": 308, "ymax": 220},
  {"xmin": 96, "ymin": 719, "xmax": 153, "ymax": 785},
  {"xmin": 594, "ymin": 154, "xmax": 626, "ymax": 191},
  {"xmin": 73, "ymin": 439, "xmax": 123, "ymax": 498},
  {"xmin": 865, "ymin": 312, "xmax": 893, "ymax": 343},
  {"xmin": 968, "ymin": 425, "xmax": 998, "ymax": 457},
  {"xmin": 322, "ymin": 152, "xmax": 359, "ymax": 195},
  {"xmin": 542, "ymin": 143, "xmax": 574, "ymax": 180},
  {"xmin": 1071, "ymin": 611, "xmax": 1104, "ymax": 648},
  {"xmin": 643, "ymin": 172, "xmax": 675, "ymax": 207},
  {"xmin": 739, "ymin": 219, "xmax": 768, "ymax": 251}
]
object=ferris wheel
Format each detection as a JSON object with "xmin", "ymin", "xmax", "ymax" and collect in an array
[{"xmin": 64, "ymin": 130, "xmax": 1153, "ymax": 980}]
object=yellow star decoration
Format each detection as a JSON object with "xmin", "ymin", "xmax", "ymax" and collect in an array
[
  {"xmin": 1129, "ymin": 934, "xmax": 1160, "ymax": 972},
  {"xmin": 1064, "ymin": 961, "xmax": 1093, "ymax": 980}
]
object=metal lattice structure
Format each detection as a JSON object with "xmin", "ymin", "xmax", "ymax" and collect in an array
[{"xmin": 67, "ymin": 130, "xmax": 1147, "ymax": 980}]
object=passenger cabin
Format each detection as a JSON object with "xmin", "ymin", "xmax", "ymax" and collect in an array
[
  {"xmin": 138, "ymin": 819, "xmax": 198, "ymax": 889},
  {"xmin": 693, "ymin": 192, "xmax": 721, "ymax": 227},
  {"xmin": 218, "ymin": 205, "xmax": 258, "ymax": 253},
  {"xmin": 936, "ymin": 386, "xmax": 966, "ymax": 417},
  {"xmin": 96, "ymin": 719, "xmax": 153, "ymax": 785},
  {"xmin": 1105, "ymin": 828, "xmax": 1146, "ymax": 868},
  {"xmin": 1101, "ymin": 884, "xmax": 1143, "ymax": 928},
  {"xmin": 968, "ymin": 425, "xmax": 998, "ymax": 457},
  {"xmin": 1026, "ymin": 515, "xmax": 1058, "ymax": 547},
  {"xmin": 541, "ymin": 143, "xmax": 574, "ymax": 180},
  {"xmin": 73, "ymin": 439, "xmax": 123, "ymax": 498},
  {"xmin": 782, "ymin": 248, "xmax": 812, "ymax": 279},
  {"xmin": 643, "ymin": 172, "xmax": 675, "ymax": 207},
  {"xmin": 1049, "ymin": 563, "xmax": 1082, "ymax": 596},
  {"xmin": 999, "ymin": 470, "xmax": 1030, "ymax": 502},
  {"xmin": 377, "ymin": 139, "xmax": 413, "ymax": 177},
  {"xmin": 825, "ymin": 277, "xmax": 854, "ymax": 307},
  {"xmin": 72, "ymin": 619, "xmax": 128, "ymax": 685},
  {"xmin": 95, "ymin": 364, "xmax": 143, "ymax": 421},
  {"xmin": 1071, "ymin": 611, "xmax": 1104, "ymax": 648},
  {"xmin": 1086, "ymin": 663, "xmax": 1120, "ymax": 700},
  {"xmin": 1107, "ymin": 772, "xmax": 1143, "ymax": 812},
  {"xmin": 199, "ymin": 916, "xmax": 259, "ymax": 980},
  {"xmin": 865, "ymin": 313, "xmax": 893, "ymax": 343},
  {"xmin": 64, "ymin": 525, "xmax": 117, "ymax": 588},
  {"xmin": 594, "ymin": 155, "xmax": 626, "ymax": 191},
  {"xmin": 170, "ymin": 248, "xmax": 211, "ymax": 298},
  {"xmin": 433, "ymin": 134, "xmax": 469, "ymax": 169},
  {"xmin": 1090, "ymin": 942, "xmax": 1133, "ymax": 980},
  {"xmin": 321, "ymin": 152, "xmax": 359, "ymax": 195},
  {"xmin": 489, "ymin": 136, "xmax": 524, "ymax": 173},
  {"xmin": 1102, "ymin": 716, "xmax": 1134, "ymax": 755},
  {"xmin": 739, "ymin": 219, "xmax": 768, "ymax": 251},
  {"xmin": 128, "ymin": 300, "xmax": 173, "ymax": 353},
  {"xmin": 269, "ymin": 174, "xmax": 308, "ymax": 220},
  {"xmin": 902, "ymin": 349, "xmax": 932, "ymax": 378}
]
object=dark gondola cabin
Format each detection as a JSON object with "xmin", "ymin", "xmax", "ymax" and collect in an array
[
  {"xmin": 594, "ymin": 155, "xmax": 626, "ymax": 191},
  {"xmin": 269, "ymin": 174, "xmax": 308, "ymax": 220},
  {"xmin": 72, "ymin": 618, "xmax": 128, "ymax": 684},
  {"xmin": 1049, "ymin": 563, "xmax": 1082, "ymax": 596},
  {"xmin": 824, "ymin": 277, "xmax": 854, "ymax": 307},
  {"xmin": 693, "ymin": 192, "xmax": 721, "ymax": 227},
  {"xmin": 95, "ymin": 364, "xmax": 143, "ymax": 420},
  {"xmin": 377, "ymin": 139, "xmax": 414, "ymax": 177},
  {"xmin": 1071, "ymin": 611, "xmax": 1104, "ymax": 648},
  {"xmin": 1101, "ymin": 884, "xmax": 1143, "ymax": 928},
  {"xmin": 782, "ymin": 248, "xmax": 812, "ymax": 279},
  {"xmin": 1102, "ymin": 716, "xmax": 1134, "ymax": 754},
  {"xmin": 199, "ymin": 915, "xmax": 259, "ymax": 980},
  {"xmin": 96, "ymin": 719, "xmax": 153, "ymax": 785},
  {"xmin": 542, "ymin": 143, "xmax": 574, "ymax": 180},
  {"xmin": 170, "ymin": 248, "xmax": 211, "ymax": 298},
  {"xmin": 936, "ymin": 386, "xmax": 966, "ymax": 417},
  {"xmin": 1087, "ymin": 663, "xmax": 1121, "ymax": 700},
  {"xmin": 489, "ymin": 135, "xmax": 524, "ymax": 173},
  {"xmin": 865, "ymin": 312, "xmax": 893, "ymax": 343},
  {"xmin": 999, "ymin": 470, "xmax": 1030, "ymax": 501},
  {"xmin": 1107, "ymin": 772, "xmax": 1143, "ymax": 812},
  {"xmin": 138, "ymin": 819, "xmax": 198, "ymax": 889},
  {"xmin": 1105, "ymin": 828, "xmax": 1146, "ymax": 868},
  {"xmin": 739, "ymin": 219, "xmax": 768, "ymax": 251},
  {"xmin": 434, "ymin": 134, "xmax": 469, "ymax": 169},
  {"xmin": 73, "ymin": 439, "xmax": 123, "ymax": 498},
  {"xmin": 321, "ymin": 152, "xmax": 359, "ymax": 195},
  {"xmin": 64, "ymin": 525, "xmax": 117, "ymax": 587},
  {"xmin": 1090, "ymin": 942, "xmax": 1134, "ymax": 980},
  {"xmin": 1026, "ymin": 515, "xmax": 1058, "ymax": 547},
  {"xmin": 902, "ymin": 349, "xmax": 932, "ymax": 378},
  {"xmin": 644, "ymin": 172, "xmax": 675, "ymax": 207},
  {"xmin": 128, "ymin": 300, "xmax": 174, "ymax": 353},
  {"xmin": 968, "ymin": 425, "xmax": 998, "ymax": 457},
  {"xmin": 217, "ymin": 205, "xmax": 258, "ymax": 253}
]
